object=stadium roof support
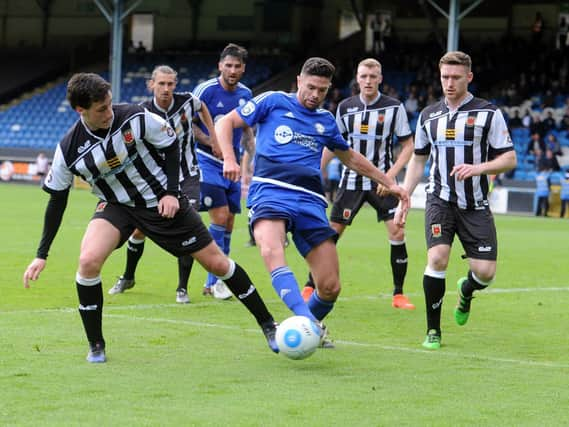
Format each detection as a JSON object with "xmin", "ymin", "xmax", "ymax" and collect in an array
[
  {"xmin": 94, "ymin": 0, "xmax": 142, "ymax": 102},
  {"xmin": 425, "ymin": 0, "xmax": 484, "ymax": 51}
]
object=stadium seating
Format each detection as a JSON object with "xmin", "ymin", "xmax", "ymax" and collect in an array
[{"xmin": 0, "ymin": 54, "xmax": 286, "ymax": 151}]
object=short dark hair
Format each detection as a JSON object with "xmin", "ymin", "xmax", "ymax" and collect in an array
[
  {"xmin": 220, "ymin": 43, "xmax": 248, "ymax": 63},
  {"xmin": 67, "ymin": 73, "xmax": 111, "ymax": 109},
  {"xmin": 300, "ymin": 57, "xmax": 335, "ymax": 79}
]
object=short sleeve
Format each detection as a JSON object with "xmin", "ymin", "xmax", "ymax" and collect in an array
[{"xmin": 143, "ymin": 109, "xmax": 177, "ymax": 149}]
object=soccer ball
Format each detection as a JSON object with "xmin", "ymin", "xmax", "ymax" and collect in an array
[{"xmin": 275, "ymin": 315, "xmax": 321, "ymax": 360}]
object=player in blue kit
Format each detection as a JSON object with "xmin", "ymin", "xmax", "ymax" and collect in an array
[
  {"xmin": 193, "ymin": 43, "xmax": 255, "ymax": 299},
  {"xmin": 216, "ymin": 57, "xmax": 410, "ymax": 346}
]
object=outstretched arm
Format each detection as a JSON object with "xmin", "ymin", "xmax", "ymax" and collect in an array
[
  {"xmin": 23, "ymin": 190, "xmax": 70, "ymax": 287},
  {"xmin": 335, "ymin": 147, "xmax": 409, "ymax": 214}
]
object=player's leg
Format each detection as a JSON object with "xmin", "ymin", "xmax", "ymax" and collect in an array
[
  {"xmin": 385, "ymin": 219, "xmax": 414, "ymax": 309},
  {"xmin": 191, "ymin": 240, "xmax": 279, "ymax": 352},
  {"xmin": 302, "ymin": 222, "xmax": 344, "ymax": 301},
  {"xmin": 254, "ymin": 218, "xmax": 318, "ymax": 322},
  {"xmin": 422, "ymin": 195, "xmax": 456, "ymax": 349},
  {"xmin": 175, "ymin": 174, "xmax": 201, "ymax": 303},
  {"xmin": 454, "ymin": 207, "xmax": 498, "ymax": 326},
  {"xmin": 77, "ymin": 216, "xmax": 123, "ymax": 363},
  {"xmin": 422, "ymin": 244, "xmax": 451, "ymax": 349},
  {"xmin": 302, "ymin": 187, "xmax": 359, "ymax": 300},
  {"xmin": 305, "ymin": 239, "xmax": 340, "ymax": 321},
  {"xmin": 142, "ymin": 200, "xmax": 279, "ymax": 352},
  {"xmin": 109, "ymin": 228, "xmax": 145, "ymax": 295}
]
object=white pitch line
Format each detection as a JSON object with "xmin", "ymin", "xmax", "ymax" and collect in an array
[{"xmin": 102, "ymin": 312, "xmax": 569, "ymax": 370}]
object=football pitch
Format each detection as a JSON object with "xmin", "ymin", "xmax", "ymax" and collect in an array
[{"xmin": 1, "ymin": 183, "xmax": 568, "ymax": 426}]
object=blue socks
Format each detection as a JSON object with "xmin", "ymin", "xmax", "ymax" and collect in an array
[
  {"xmin": 271, "ymin": 266, "xmax": 316, "ymax": 321},
  {"xmin": 206, "ymin": 224, "xmax": 226, "ymax": 287},
  {"xmin": 307, "ymin": 290, "xmax": 335, "ymax": 321}
]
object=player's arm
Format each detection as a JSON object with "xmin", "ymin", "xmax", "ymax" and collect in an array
[
  {"xmin": 216, "ymin": 109, "xmax": 247, "ymax": 182},
  {"xmin": 450, "ymin": 150, "xmax": 517, "ymax": 181},
  {"xmin": 145, "ymin": 110, "xmax": 180, "ymax": 217},
  {"xmin": 196, "ymin": 102, "xmax": 221, "ymax": 158},
  {"xmin": 450, "ymin": 109, "xmax": 517, "ymax": 181},
  {"xmin": 240, "ymin": 126, "xmax": 255, "ymax": 181},
  {"xmin": 335, "ymin": 147, "xmax": 409, "ymax": 212},
  {"xmin": 378, "ymin": 135, "xmax": 414, "ymax": 196},
  {"xmin": 23, "ymin": 190, "xmax": 70, "ymax": 288}
]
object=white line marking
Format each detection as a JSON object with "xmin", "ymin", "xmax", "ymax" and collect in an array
[{"xmin": 4, "ymin": 305, "xmax": 568, "ymax": 370}]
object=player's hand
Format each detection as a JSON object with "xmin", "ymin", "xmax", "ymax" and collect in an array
[
  {"xmin": 211, "ymin": 140, "xmax": 223, "ymax": 159},
  {"xmin": 223, "ymin": 159, "xmax": 241, "ymax": 182},
  {"xmin": 394, "ymin": 205, "xmax": 408, "ymax": 226},
  {"xmin": 23, "ymin": 258, "xmax": 46, "ymax": 288},
  {"xmin": 450, "ymin": 163, "xmax": 480, "ymax": 181},
  {"xmin": 158, "ymin": 194, "xmax": 180, "ymax": 218},
  {"xmin": 376, "ymin": 171, "xmax": 396, "ymax": 196},
  {"xmin": 390, "ymin": 185, "xmax": 410, "ymax": 225}
]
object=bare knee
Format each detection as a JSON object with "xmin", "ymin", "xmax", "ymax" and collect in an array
[
  {"xmin": 316, "ymin": 276, "xmax": 341, "ymax": 301},
  {"xmin": 78, "ymin": 250, "xmax": 105, "ymax": 277},
  {"xmin": 203, "ymin": 254, "xmax": 229, "ymax": 277}
]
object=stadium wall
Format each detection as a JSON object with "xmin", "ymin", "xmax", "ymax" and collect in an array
[{"xmin": 0, "ymin": 0, "xmax": 561, "ymax": 51}]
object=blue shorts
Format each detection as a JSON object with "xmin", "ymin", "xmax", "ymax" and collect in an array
[
  {"xmin": 199, "ymin": 181, "xmax": 242, "ymax": 213},
  {"xmin": 249, "ymin": 194, "xmax": 336, "ymax": 257}
]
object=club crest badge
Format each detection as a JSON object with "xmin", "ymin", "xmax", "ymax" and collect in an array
[{"xmin": 431, "ymin": 223, "xmax": 442, "ymax": 238}]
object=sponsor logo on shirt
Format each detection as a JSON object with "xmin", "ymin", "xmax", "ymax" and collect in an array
[
  {"xmin": 360, "ymin": 124, "xmax": 369, "ymax": 133},
  {"xmin": 445, "ymin": 129, "xmax": 456, "ymax": 139},
  {"xmin": 274, "ymin": 125, "xmax": 294, "ymax": 144}
]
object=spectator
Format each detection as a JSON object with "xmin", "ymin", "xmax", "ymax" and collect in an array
[
  {"xmin": 534, "ymin": 168, "xmax": 551, "ymax": 216},
  {"xmin": 542, "ymin": 111, "xmax": 557, "ymax": 134},
  {"xmin": 527, "ymin": 132, "xmax": 545, "ymax": 155},
  {"xmin": 35, "ymin": 152, "xmax": 49, "ymax": 186},
  {"xmin": 508, "ymin": 110, "xmax": 523, "ymax": 128}
]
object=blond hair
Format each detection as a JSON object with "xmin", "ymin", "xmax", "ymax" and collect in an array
[
  {"xmin": 439, "ymin": 51, "xmax": 472, "ymax": 71},
  {"xmin": 357, "ymin": 58, "xmax": 382, "ymax": 73}
]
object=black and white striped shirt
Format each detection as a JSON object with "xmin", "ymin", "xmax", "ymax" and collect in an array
[
  {"xmin": 336, "ymin": 93, "xmax": 412, "ymax": 191},
  {"xmin": 415, "ymin": 93, "xmax": 514, "ymax": 209},
  {"xmin": 142, "ymin": 93, "xmax": 201, "ymax": 181},
  {"xmin": 45, "ymin": 104, "xmax": 177, "ymax": 208}
]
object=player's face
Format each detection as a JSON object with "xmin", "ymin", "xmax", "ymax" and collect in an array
[
  {"xmin": 77, "ymin": 92, "xmax": 114, "ymax": 131},
  {"xmin": 296, "ymin": 74, "xmax": 331, "ymax": 110},
  {"xmin": 440, "ymin": 64, "xmax": 473, "ymax": 104},
  {"xmin": 150, "ymin": 72, "xmax": 177, "ymax": 108},
  {"xmin": 219, "ymin": 55, "xmax": 246, "ymax": 89},
  {"xmin": 356, "ymin": 65, "xmax": 382, "ymax": 99}
]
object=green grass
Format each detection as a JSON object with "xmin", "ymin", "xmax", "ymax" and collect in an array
[{"xmin": 1, "ymin": 183, "xmax": 568, "ymax": 426}]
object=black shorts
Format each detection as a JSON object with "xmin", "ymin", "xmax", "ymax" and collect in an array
[
  {"xmin": 330, "ymin": 188, "xmax": 398, "ymax": 225},
  {"xmin": 180, "ymin": 174, "xmax": 200, "ymax": 210},
  {"xmin": 91, "ymin": 197, "xmax": 212, "ymax": 257},
  {"xmin": 424, "ymin": 194, "xmax": 497, "ymax": 260}
]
